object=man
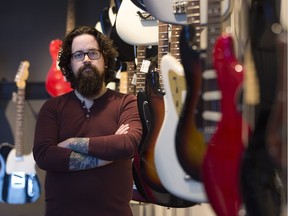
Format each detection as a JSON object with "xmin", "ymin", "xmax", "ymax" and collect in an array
[{"xmin": 33, "ymin": 26, "xmax": 142, "ymax": 216}]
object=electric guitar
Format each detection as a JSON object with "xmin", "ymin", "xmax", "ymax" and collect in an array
[
  {"xmin": 45, "ymin": 0, "xmax": 74, "ymax": 97},
  {"xmin": 132, "ymin": 23, "xmax": 196, "ymax": 207},
  {"xmin": 99, "ymin": 0, "xmax": 119, "ymax": 37},
  {"xmin": 142, "ymin": 0, "xmax": 231, "ymax": 25},
  {"xmin": 240, "ymin": 0, "xmax": 283, "ymax": 215},
  {"xmin": 115, "ymin": 0, "xmax": 158, "ymax": 46},
  {"xmin": 0, "ymin": 61, "xmax": 41, "ymax": 204},
  {"xmin": 139, "ymin": 22, "xmax": 167, "ymax": 192},
  {"xmin": 154, "ymin": 3, "xmax": 207, "ymax": 201},
  {"xmin": 266, "ymin": 30, "xmax": 287, "ymax": 216},
  {"xmin": 175, "ymin": 21, "xmax": 206, "ymax": 181},
  {"xmin": 201, "ymin": 0, "xmax": 247, "ymax": 215}
]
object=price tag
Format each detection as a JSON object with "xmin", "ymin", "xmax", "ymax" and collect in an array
[{"xmin": 140, "ymin": 60, "xmax": 151, "ymax": 73}]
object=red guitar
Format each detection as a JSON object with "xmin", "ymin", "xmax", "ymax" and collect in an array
[
  {"xmin": 45, "ymin": 0, "xmax": 74, "ymax": 96},
  {"xmin": 201, "ymin": 0, "xmax": 247, "ymax": 215}
]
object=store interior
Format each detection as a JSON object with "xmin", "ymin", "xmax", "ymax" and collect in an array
[{"xmin": 0, "ymin": 0, "xmax": 287, "ymax": 215}]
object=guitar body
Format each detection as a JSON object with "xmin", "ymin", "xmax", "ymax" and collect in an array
[
  {"xmin": 0, "ymin": 143, "xmax": 41, "ymax": 204},
  {"xmin": 154, "ymin": 53, "xmax": 207, "ymax": 203},
  {"xmin": 175, "ymin": 25, "xmax": 206, "ymax": 181},
  {"xmin": 201, "ymin": 34, "xmax": 246, "ymax": 216},
  {"xmin": 116, "ymin": 0, "xmax": 158, "ymax": 46},
  {"xmin": 45, "ymin": 39, "xmax": 72, "ymax": 97},
  {"xmin": 142, "ymin": 0, "xmax": 231, "ymax": 25}
]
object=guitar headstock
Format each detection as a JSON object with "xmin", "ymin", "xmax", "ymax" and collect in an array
[{"xmin": 14, "ymin": 61, "xmax": 30, "ymax": 89}]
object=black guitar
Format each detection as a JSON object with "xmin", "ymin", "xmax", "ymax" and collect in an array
[
  {"xmin": 240, "ymin": 0, "xmax": 283, "ymax": 215},
  {"xmin": 0, "ymin": 61, "xmax": 41, "ymax": 204}
]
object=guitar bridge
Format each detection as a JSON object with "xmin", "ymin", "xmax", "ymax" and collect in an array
[{"xmin": 173, "ymin": 1, "xmax": 188, "ymax": 14}]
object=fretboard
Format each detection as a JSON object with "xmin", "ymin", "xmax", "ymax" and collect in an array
[
  {"xmin": 15, "ymin": 88, "xmax": 25, "ymax": 157},
  {"xmin": 158, "ymin": 21, "xmax": 169, "ymax": 90},
  {"xmin": 135, "ymin": 45, "xmax": 147, "ymax": 94}
]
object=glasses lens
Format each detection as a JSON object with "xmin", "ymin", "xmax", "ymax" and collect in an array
[
  {"xmin": 88, "ymin": 50, "xmax": 101, "ymax": 60},
  {"xmin": 71, "ymin": 50, "xmax": 101, "ymax": 62},
  {"xmin": 72, "ymin": 52, "xmax": 84, "ymax": 61}
]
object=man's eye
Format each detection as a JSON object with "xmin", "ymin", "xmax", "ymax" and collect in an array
[
  {"xmin": 74, "ymin": 52, "xmax": 83, "ymax": 58},
  {"xmin": 89, "ymin": 51, "xmax": 98, "ymax": 57}
]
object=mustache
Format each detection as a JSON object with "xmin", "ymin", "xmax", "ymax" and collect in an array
[{"xmin": 79, "ymin": 64, "xmax": 97, "ymax": 72}]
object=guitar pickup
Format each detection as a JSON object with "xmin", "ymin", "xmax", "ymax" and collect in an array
[
  {"xmin": 136, "ymin": 11, "xmax": 156, "ymax": 21},
  {"xmin": 11, "ymin": 172, "xmax": 25, "ymax": 189}
]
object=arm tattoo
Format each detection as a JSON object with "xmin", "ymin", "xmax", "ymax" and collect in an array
[
  {"xmin": 68, "ymin": 138, "xmax": 89, "ymax": 154},
  {"xmin": 69, "ymin": 151, "xmax": 98, "ymax": 171}
]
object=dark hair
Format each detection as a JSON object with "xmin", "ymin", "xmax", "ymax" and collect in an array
[{"xmin": 58, "ymin": 26, "xmax": 118, "ymax": 88}]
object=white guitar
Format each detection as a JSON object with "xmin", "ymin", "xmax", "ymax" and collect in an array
[
  {"xmin": 0, "ymin": 61, "xmax": 41, "ymax": 204},
  {"xmin": 154, "ymin": 19, "xmax": 207, "ymax": 202},
  {"xmin": 115, "ymin": 0, "xmax": 158, "ymax": 45},
  {"xmin": 154, "ymin": 0, "xmax": 208, "ymax": 202},
  {"xmin": 143, "ymin": 0, "xmax": 231, "ymax": 25}
]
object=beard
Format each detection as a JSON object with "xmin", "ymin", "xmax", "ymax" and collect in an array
[{"xmin": 74, "ymin": 64, "xmax": 105, "ymax": 99}]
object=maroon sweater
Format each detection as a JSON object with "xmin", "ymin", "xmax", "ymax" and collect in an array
[{"xmin": 33, "ymin": 89, "xmax": 142, "ymax": 216}]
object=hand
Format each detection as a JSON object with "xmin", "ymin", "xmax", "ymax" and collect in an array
[{"xmin": 115, "ymin": 124, "xmax": 129, "ymax": 135}]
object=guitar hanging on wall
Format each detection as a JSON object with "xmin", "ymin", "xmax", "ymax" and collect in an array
[
  {"xmin": 0, "ymin": 61, "xmax": 41, "ymax": 204},
  {"xmin": 45, "ymin": 0, "xmax": 74, "ymax": 97},
  {"xmin": 201, "ymin": 0, "xmax": 248, "ymax": 215}
]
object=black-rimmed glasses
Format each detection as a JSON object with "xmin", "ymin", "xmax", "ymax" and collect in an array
[{"xmin": 71, "ymin": 49, "xmax": 102, "ymax": 62}]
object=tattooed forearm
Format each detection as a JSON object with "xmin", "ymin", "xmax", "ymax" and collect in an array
[
  {"xmin": 68, "ymin": 138, "xmax": 89, "ymax": 154},
  {"xmin": 69, "ymin": 151, "xmax": 98, "ymax": 171},
  {"xmin": 69, "ymin": 151, "xmax": 113, "ymax": 171}
]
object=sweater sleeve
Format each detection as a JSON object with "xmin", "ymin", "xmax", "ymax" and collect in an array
[
  {"xmin": 33, "ymin": 99, "xmax": 72, "ymax": 172},
  {"xmin": 88, "ymin": 95, "xmax": 143, "ymax": 161}
]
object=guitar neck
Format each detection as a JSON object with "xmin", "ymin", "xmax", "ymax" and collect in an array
[
  {"xmin": 65, "ymin": 0, "xmax": 75, "ymax": 35},
  {"xmin": 206, "ymin": 0, "xmax": 222, "ymax": 68},
  {"xmin": 157, "ymin": 21, "xmax": 169, "ymax": 90},
  {"xmin": 126, "ymin": 61, "xmax": 136, "ymax": 95},
  {"xmin": 170, "ymin": 25, "xmax": 182, "ymax": 61},
  {"xmin": 135, "ymin": 45, "xmax": 147, "ymax": 94},
  {"xmin": 187, "ymin": 0, "xmax": 201, "ymax": 48},
  {"xmin": 15, "ymin": 88, "xmax": 25, "ymax": 157}
]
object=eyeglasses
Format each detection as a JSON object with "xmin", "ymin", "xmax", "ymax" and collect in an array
[{"xmin": 71, "ymin": 49, "xmax": 102, "ymax": 62}]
